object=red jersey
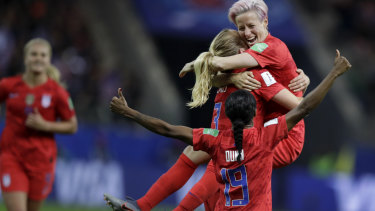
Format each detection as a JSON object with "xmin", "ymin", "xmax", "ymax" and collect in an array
[
  {"xmin": 193, "ymin": 115, "xmax": 288, "ymax": 211},
  {"xmin": 0, "ymin": 75, "xmax": 75, "ymax": 169},
  {"xmin": 210, "ymin": 68, "xmax": 284, "ymax": 130},
  {"xmin": 245, "ymin": 33, "xmax": 303, "ymax": 121}
]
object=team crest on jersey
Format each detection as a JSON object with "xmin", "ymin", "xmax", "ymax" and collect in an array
[
  {"xmin": 250, "ymin": 43, "xmax": 268, "ymax": 53},
  {"xmin": 41, "ymin": 95, "xmax": 52, "ymax": 108},
  {"xmin": 25, "ymin": 94, "xmax": 34, "ymax": 105},
  {"xmin": 203, "ymin": 128, "xmax": 219, "ymax": 137}
]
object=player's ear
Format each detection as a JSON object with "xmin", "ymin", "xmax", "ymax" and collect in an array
[{"xmin": 239, "ymin": 48, "xmax": 246, "ymax": 53}]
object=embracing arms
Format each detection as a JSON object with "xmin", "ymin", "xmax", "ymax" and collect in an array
[{"xmin": 180, "ymin": 54, "xmax": 310, "ymax": 93}]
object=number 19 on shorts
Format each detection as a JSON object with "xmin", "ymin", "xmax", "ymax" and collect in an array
[{"xmin": 220, "ymin": 165, "xmax": 249, "ymax": 206}]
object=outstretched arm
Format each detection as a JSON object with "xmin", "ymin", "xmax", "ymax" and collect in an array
[
  {"xmin": 285, "ymin": 50, "xmax": 351, "ymax": 130},
  {"xmin": 110, "ymin": 88, "xmax": 193, "ymax": 145}
]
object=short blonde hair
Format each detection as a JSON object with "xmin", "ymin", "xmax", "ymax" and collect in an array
[{"xmin": 228, "ymin": 0, "xmax": 268, "ymax": 25}]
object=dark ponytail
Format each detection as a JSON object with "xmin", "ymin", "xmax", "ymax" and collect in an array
[
  {"xmin": 225, "ymin": 90, "xmax": 257, "ymax": 163},
  {"xmin": 233, "ymin": 120, "xmax": 244, "ymax": 163}
]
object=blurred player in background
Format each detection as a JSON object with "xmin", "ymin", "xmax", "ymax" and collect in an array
[
  {"xmin": 105, "ymin": 50, "xmax": 351, "ymax": 210},
  {"xmin": 0, "ymin": 38, "xmax": 78, "ymax": 211}
]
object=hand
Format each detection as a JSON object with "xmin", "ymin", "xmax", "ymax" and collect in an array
[
  {"xmin": 110, "ymin": 88, "xmax": 129, "ymax": 115},
  {"xmin": 333, "ymin": 49, "xmax": 351, "ymax": 76},
  {"xmin": 25, "ymin": 108, "xmax": 48, "ymax": 131},
  {"xmin": 289, "ymin": 68, "xmax": 310, "ymax": 92},
  {"xmin": 232, "ymin": 71, "xmax": 261, "ymax": 92},
  {"xmin": 179, "ymin": 60, "xmax": 195, "ymax": 78}
]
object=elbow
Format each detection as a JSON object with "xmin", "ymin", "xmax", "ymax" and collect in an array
[
  {"xmin": 156, "ymin": 123, "xmax": 174, "ymax": 137},
  {"xmin": 66, "ymin": 124, "xmax": 78, "ymax": 134},
  {"xmin": 70, "ymin": 125, "xmax": 78, "ymax": 134},
  {"xmin": 298, "ymin": 101, "xmax": 311, "ymax": 117},
  {"xmin": 68, "ymin": 119, "xmax": 78, "ymax": 134}
]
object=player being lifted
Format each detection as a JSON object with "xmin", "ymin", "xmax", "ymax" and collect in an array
[{"xmin": 104, "ymin": 50, "xmax": 351, "ymax": 210}]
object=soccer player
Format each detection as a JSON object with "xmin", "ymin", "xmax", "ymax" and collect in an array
[
  {"xmin": 103, "ymin": 25, "xmax": 305, "ymax": 211},
  {"xmin": 0, "ymin": 38, "xmax": 78, "ymax": 211},
  {"xmin": 105, "ymin": 50, "xmax": 351, "ymax": 210},
  {"xmin": 131, "ymin": 0, "xmax": 309, "ymax": 209}
]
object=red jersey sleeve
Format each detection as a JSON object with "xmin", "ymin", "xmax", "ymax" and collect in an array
[
  {"xmin": 244, "ymin": 36, "xmax": 289, "ymax": 69},
  {"xmin": 192, "ymin": 128, "xmax": 219, "ymax": 155},
  {"xmin": 260, "ymin": 115, "xmax": 288, "ymax": 150},
  {"xmin": 55, "ymin": 86, "xmax": 75, "ymax": 120},
  {"xmin": 251, "ymin": 70, "xmax": 285, "ymax": 101}
]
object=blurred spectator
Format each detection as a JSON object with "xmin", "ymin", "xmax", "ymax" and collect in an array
[
  {"xmin": 301, "ymin": 0, "xmax": 375, "ymax": 115},
  {"xmin": 0, "ymin": 0, "xmax": 140, "ymax": 123}
]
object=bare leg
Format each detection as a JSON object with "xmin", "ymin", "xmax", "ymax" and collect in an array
[
  {"xmin": 2, "ymin": 192, "xmax": 28, "ymax": 211},
  {"xmin": 27, "ymin": 199, "xmax": 44, "ymax": 211}
]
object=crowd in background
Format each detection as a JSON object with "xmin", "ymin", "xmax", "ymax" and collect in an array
[
  {"xmin": 302, "ymin": 0, "xmax": 375, "ymax": 118},
  {"xmin": 1, "ymin": 0, "xmax": 374, "ymax": 125}
]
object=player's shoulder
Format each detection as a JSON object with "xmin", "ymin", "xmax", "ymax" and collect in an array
[
  {"xmin": 200, "ymin": 128, "xmax": 233, "ymax": 138},
  {"xmin": 46, "ymin": 79, "xmax": 69, "ymax": 94},
  {"xmin": 0, "ymin": 75, "xmax": 22, "ymax": 85},
  {"xmin": 267, "ymin": 34, "xmax": 286, "ymax": 45},
  {"xmin": 263, "ymin": 116, "xmax": 287, "ymax": 129},
  {"xmin": 261, "ymin": 34, "xmax": 289, "ymax": 52},
  {"xmin": 43, "ymin": 78, "xmax": 70, "ymax": 99}
]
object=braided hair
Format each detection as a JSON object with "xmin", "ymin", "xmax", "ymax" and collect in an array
[{"xmin": 225, "ymin": 90, "xmax": 256, "ymax": 163}]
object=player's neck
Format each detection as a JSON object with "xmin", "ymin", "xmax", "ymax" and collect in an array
[{"xmin": 23, "ymin": 72, "xmax": 48, "ymax": 87}]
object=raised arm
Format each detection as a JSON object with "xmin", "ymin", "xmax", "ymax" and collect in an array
[
  {"xmin": 285, "ymin": 50, "xmax": 351, "ymax": 130},
  {"xmin": 110, "ymin": 88, "xmax": 193, "ymax": 145}
]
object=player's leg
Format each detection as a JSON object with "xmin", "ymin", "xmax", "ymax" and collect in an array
[
  {"xmin": 137, "ymin": 146, "xmax": 210, "ymax": 211},
  {"xmin": 27, "ymin": 199, "xmax": 44, "ymax": 211},
  {"xmin": 174, "ymin": 160, "xmax": 219, "ymax": 211},
  {"xmin": 27, "ymin": 159, "xmax": 56, "ymax": 211},
  {"xmin": 273, "ymin": 120, "xmax": 305, "ymax": 168},
  {"xmin": 0, "ymin": 152, "xmax": 29, "ymax": 211},
  {"xmin": 2, "ymin": 192, "xmax": 28, "ymax": 211}
]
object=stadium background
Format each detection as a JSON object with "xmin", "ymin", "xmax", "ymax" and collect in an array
[{"xmin": 0, "ymin": 0, "xmax": 375, "ymax": 210}]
